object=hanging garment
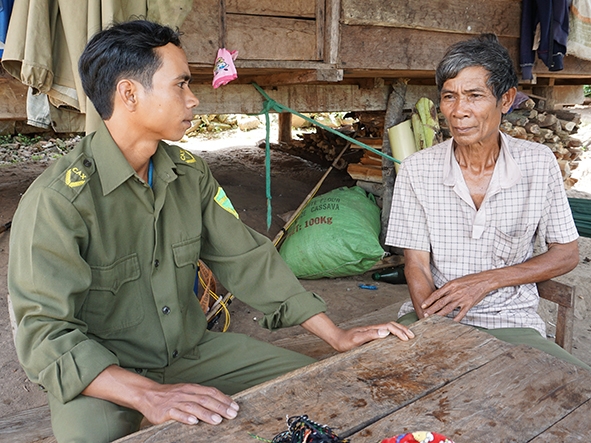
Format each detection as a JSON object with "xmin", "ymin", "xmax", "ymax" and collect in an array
[
  {"xmin": 1, "ymin": 0, "xmax": 193, "ymax": 131},
  {"xmin": 520, "ymin": 0, "xmax": 571, "ymax": 80},
  {"xmin": 0, "ymin": 0, "xmax": 15, "ymax": 58}
]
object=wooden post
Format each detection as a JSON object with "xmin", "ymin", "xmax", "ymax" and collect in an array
[
  {"xmin": 278, "ymin": 112, "xmax": 293, "ymax": 143},
  {"xmin": 380, "ymin": 79, "xmax": 408, "ymax": 248}
]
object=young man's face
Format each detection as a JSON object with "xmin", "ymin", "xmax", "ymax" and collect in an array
[
  {"xmin": 439, "ymin": 66, "xmax": 514, "ymax": 149},
  {"xmin": 134, "ymin": 43, "xmax": 199, "ymax": 142}
]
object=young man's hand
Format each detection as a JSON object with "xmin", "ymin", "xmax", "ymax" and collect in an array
[
  {"xmin": 82, "ymin": 365, "xmax": 239, "ymax": 426},
  {"xmin": 301, "ymin": 313, "xmax": 414, "ymax": 352}
]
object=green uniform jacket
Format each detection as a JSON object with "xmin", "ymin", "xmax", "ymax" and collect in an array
[{"xmin": 8, "ymin": 123, "xmax": 326, "ymax": 404}]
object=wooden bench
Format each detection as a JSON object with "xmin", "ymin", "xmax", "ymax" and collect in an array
[{"xmin": 1, "ymin": 280, "xmax": 577, "ymax": 443}]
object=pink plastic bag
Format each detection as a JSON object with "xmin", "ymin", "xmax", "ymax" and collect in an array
[{"xmin": 212, "ymin": 48, "xmax": 238, "ymax": 89}]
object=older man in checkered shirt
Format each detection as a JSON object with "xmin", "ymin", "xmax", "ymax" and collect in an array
[{"xmin": 386, "ymin": 34, "xmax": 590, "ymax": 370}]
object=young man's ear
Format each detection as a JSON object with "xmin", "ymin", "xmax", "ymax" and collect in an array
[{"xmin": 115, "ymin": 79, "xmax": 139, "ymax": 112}]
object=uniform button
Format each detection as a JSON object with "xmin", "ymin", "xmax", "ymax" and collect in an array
[
  {"xmin": 162, "ymin": 306, "xmax": 171, "ymax": 315},
  {"xmin": 135, "ymin": 368, "xmax": 142, "ymax": 374},
  {"xmin": 154, "ymin": 259, "xmax": 160, "ymax": 268},
  {"xmin": 83, "ymin": 159, "xmax": 92, "ymax": 167},
  {"xmin": 172, "ymin": 350, "xmax": 179, "ymax": 358}
]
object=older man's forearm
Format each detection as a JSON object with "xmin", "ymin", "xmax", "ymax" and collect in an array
[{"xmin": 403, "ymin": 249, "xmax": 437, "ymax": 318}]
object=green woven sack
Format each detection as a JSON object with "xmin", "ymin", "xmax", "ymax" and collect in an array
[{"xmin": 279, "ymin": 186, "xmax": 385, "ymax": 279}]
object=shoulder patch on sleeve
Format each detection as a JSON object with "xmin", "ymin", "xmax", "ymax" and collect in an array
[
  {"xmin": 214, "ymin": 187, "xmax": 239, "ymax": 219},
  {"xmin": 64, "ymin": 166, "xmax": 88, "ymax": 188}
]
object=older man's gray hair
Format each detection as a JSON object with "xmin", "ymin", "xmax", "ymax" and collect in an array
[{"xmin": 435, "ymin": 34, "xmax": 519, "ymax": 102}]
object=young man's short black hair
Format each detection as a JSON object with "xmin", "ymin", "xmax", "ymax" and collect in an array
[{"xmin": 79, "ymin": 20, "xmax": 182, "ymax": 120}]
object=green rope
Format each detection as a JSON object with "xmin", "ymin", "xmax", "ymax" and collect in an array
[{"xmin": 252, "ymin": 82, "xmax": 402, "ymax": 231}]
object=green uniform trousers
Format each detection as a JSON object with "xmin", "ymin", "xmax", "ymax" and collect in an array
[
  {"xmin": 48, "ymin": 331, "xmax": 316, "ymax": 443},
  {"xmin": 398, "ymin": 312, "xmax": 591, "ymax": 371}
]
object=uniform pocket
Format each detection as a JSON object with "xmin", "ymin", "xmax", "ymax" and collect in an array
[
  {"xmin": 172, "ymin": 236, "xmax": 201, "ymax": 268},
  {"xmin": 83, "ymin": 253, "xmax": 144, "ymax": 335},
  {"xmin": 172, "ymin": 236, "xmax": 201, "ymax": 307},
  {"xmin": 492, "ymin": 225, "xmax": 534, "ymax": 267}
]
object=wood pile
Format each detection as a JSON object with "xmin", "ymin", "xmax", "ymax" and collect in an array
[
  {"xmin": 260, "ymin": 125, "xmax": 360, "ymax": 169},
  {"xmin": 256, "ymin": 112, "xmax": 383, "ymax": 168},
  {"xmin": 347, "ymin": 100, "xmax": 585, "ymax": 190},
  {"xmin": 346, "ymin": 148, "xmax": 383, "ymax": 183},
  {"xmin": 185, "ymin": 114, "xmax": 239, "ymax": 136},
  {"xmin": 496, "ymin": 99, "xmax": 584, "ymax": 189}
]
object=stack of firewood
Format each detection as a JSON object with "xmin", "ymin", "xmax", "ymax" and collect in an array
[
  {"xmin": 264, "ymin": 125, "xmax": 362, "ymax": 169},
  {"xmin": 496, "ymin": 99, "xmax": 583, "ymax": 189},
  {"xmin": 348, "ymin": 100, "xmax": 583, "ymax": 190}
]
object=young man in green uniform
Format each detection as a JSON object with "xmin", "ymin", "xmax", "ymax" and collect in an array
[{"xmin": 8, "ymin": 20, "xmax": 414, "ymax": 443}]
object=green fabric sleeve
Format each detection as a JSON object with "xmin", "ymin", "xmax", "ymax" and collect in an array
[
  {"xmin": 8, "ymin": 185, "xmax": 120, "ymax": 403},
  {"xmin": 195, "ymin": 158, "xmax": 327, "ymax": 329}
]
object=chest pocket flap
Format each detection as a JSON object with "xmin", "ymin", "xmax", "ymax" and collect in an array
[
  {"xmin": 172, "ymin": 236, "xmax": 201, "ymax": 268},
  {"xmin": 90, "ymin": 253, "xmax": 141, "ymax": 293}
]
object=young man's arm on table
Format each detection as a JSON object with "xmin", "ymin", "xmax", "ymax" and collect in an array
[
  {"xmin": 81, "ymin": 314, "xmax": 414, "ymax": 427},
  {"xmin": 406, "ymin": 240, "xmax": 579, "ymax": 322}
]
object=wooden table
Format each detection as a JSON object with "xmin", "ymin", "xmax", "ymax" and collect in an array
[{"xmin": 116, "ymin": 316, "xmax": 591, "ymax": 442}]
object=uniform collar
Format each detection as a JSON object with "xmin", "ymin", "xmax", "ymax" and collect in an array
[{"xmin": 91, "ymin": 122, "xmax": 178, "ymax": 196}]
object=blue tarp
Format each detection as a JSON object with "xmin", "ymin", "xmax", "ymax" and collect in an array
[{"xmin": 0, "ymin": 0, "xmax": 15, "ymax": 58}]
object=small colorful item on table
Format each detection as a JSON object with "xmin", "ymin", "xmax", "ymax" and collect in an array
[
  {"xmin": 254, "ymin": 415, "xmax": 348, "ymax": 443},
  {"xmin": 381, "ymin": 431, "xmax": 455, "ymax": 443}
]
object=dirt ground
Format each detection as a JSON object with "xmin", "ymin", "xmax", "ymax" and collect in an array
[{"xmin": 1, "ymin": 128, "xmax": 591, "ymax": 423}]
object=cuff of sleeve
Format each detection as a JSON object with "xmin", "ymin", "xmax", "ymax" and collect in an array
[
  {"xmin": 259, "ymin": 291, "xmax": 326, "ymax": 330},
  {"xmin": 38, "ymin": 340, "xmax": 120, "ymax": 404},
  {"xmin": 521, "ymin": 65, "xmax": 533, "ymax": 80}
]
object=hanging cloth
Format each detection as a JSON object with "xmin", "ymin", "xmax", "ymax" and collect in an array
[
  {"xmin": 0, "ymin": 0, "xmax": 15, "ymax": 58},
  {"xmin": 520, "ymin": 0, "xmax": 571, "ymax": 80},
  {"xmin": 1, "ymin": 1, "xmax": 194, "ymax": 132}
]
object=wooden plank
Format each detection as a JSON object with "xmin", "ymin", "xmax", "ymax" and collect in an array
[
  {"xmin": 188, "ymin": 83, "xmax": 436, "ymax": 114},
  {"xmin": 226, "ymin": 15, "xmax": 318, "ymax": 60},
  {"xmin": 341, "ymin": 0, "xmax": 521, "ymax": 38},
  {"xmin": 179, "ymin": 0, "xmax": 221, "ymax": 64},
  {"xmin": 226, "ymin": 0, "xmax": 316, "ymax": 18},
  {"xmin": 248, "ymin": 69, "xmax": 343, "ymax": 86},
  {"xmin": 316, "ymin": 0, "xmax": 325, "ymax": 60},
  {"xmin": 0, "ymin": 405, "xmax": 55, "ymax": 443},
  {"xmin": 114, "ymin": 317, "xmax": 512, "ymax": 442},
  {"xmin": 537, "ymin": 280, "xmax": 575, "ymax": 308},
  {"xmin": 339, "ymin": 26, "xmax": 520, "ymax": 71},
  {"xmin": 529, "ymin": 400, "xmax": 591, "ymax": 441},
  {"xmin": 324, "ymin": 0, "xmax": 341, "ymax": 64},
  {"xmin": 347, "ymin": 163, "xmax": 383, "ymax": 182},
  {"xmin": 354, "ymin": 345, "xmax": 591, "ymax": 442},
  {"xmin": 534, "ymin": 54, "xmax": 591, "ymax": 79}
]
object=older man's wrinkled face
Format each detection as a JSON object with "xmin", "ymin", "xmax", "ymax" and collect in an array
[{"xmin": 439, "ymin": 66, "xmax": 513, "ymax": 149}]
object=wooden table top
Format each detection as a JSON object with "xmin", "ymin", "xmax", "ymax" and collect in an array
[{"xmin": 116, "ymin": 316, "xmax": 591, "ymax": 442}]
